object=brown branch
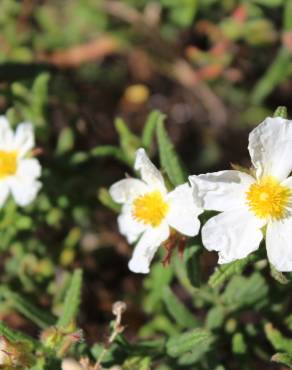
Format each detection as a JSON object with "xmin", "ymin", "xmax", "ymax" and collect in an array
[{"xmin": 37, "ymin": 36, "xmax": 120, "ymax": 68}]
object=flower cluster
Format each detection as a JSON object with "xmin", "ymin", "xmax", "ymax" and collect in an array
[{"xmin": 111, "ymin": 116, "xmax": 292, "ymax": 273}]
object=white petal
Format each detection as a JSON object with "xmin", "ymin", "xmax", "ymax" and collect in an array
[
  {"xmin": 166, "ymin": 183, "xmax": 202, "ymax": 236},
  {"xmin": 248, "ymin": 116, "xmax": 292, "ymax": 181},
  {"xmin": 128, "ymin": 222, "xmax": 170, "ymax": 273},
  {"xmin": 10, "ymin": 178, "xmax": 41, "ymax": 206},
  {"xmin": 13, "ymin": 123, "xmax": 35, "ymax": 157},
  {"xmin": 189, "ymin": 171, "xmax": 255, "ymax": 212},
  {"xmin": 134, "ymin": 148, "xmax": 166, "ymax": 192},
  {"xmin": 118, "ymin": 204, "xmax": 146, "ymax": 243},
  {"xmin": 202, "ymin": 209, "xmax": 264, "ymax": 264},
  {"xmin": 0, "ymin": 181, "xmax": 10, "ymax": 208},
  {"xmin": 266, "ymin": 219, "xmax": 292, "ymax": 271},
  {"xmin": 16, "ymin": 158, "xmax": 41, "ymax": 179},
  {"xmin": 0, "ymin": 116, "xmax": 14, "ymax": 151},
  {"xmin": 109, "ymin": 178, "xmax": 148, "ymax": 204}
]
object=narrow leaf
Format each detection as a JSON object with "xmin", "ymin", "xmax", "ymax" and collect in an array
[
  {"xmin": 142, "ymin": 110, "xmax": 164, "ymax": 150},
  {"xmin": 272, "ymin": 352, "xmax": 292, "ymax": 367},
  {"xmin": 178, "ymin": 338, "xmax": 214, "ymax": 365},
  {"xmin": 156, "ymin": 120, "xmax": 186, "ymax": 186},
  {"xmin": 270, "ymin": 264, "xmax": 289, "ymax": 284},
  {"xmin": 57, "ymin": 269, "xmax": 83, "ymax": 328},
  {"xmin": 208, "ymin": 254, "xmax": 257, "ymax": 288},
  {"xmin": 166, "ymin": 328, "xmax": 213, "ymax": 357},
  {"xmin": 265, "ymin": 323, "xmax": 292, "ymax": 355},
  {"xmin": 0, "ymin": 321, "xmax": 39, "ymax": 348},
  {"xmin": 284, "ymin": 0, "xmax": 292, "ymax": 31},
  {"xmin": 1, "ymin": 289, "xmax": 55, "ymax": 329},
  {"xmin": 163, "ymin": 286, "xmax": 198, "ymax": 328},
  {"xmin": 90, "ymin": 145, "xmax": 129, "ymax": 164},
  {"xmin": 115, "ymin": 118, "xmax": 141, "ymax": 165},
  {"xmin": 98, "ymin": 187, "xmax": 121, "ymax": 213},
  {"xmin": 251, "ymin": 48, "xmax": 291, "ymax": 104}
]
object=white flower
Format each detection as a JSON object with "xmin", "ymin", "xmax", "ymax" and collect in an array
[
  {"xmin": 0, "ymin": 116, "xmax": 41, "ymax": 208},
  {"xmin": 190, "ymin": 116, "xmax": 292, "ymax": 271},
  {"xmin": 110, "ymin": 148, "xmax": 202, "ymax": 273}
]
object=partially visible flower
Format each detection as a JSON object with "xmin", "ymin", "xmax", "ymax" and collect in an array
[
  {"xmin": 0, "ymin": 336, "xmax": 33, "ymax": 367},
  {"xmin": 190, "ymin": 117, "xmax": 292, "ymax": 271},
  {"xmin": 0, "ymin": 116, "xmax": 41, "ymax": 208},
  {"xmin": 110, "ymin": 148, "xmax": 202, "ymax": 273}
]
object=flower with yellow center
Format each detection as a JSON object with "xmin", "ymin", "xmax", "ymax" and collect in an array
[
  {"xmin": 0, "ymin": 116, "xmax": 41, "ymax": 208},
  {"xmin": 110, "ymin": 148, "xmax": 202, "ymax": 273},
  {"xmin": 190, "ymin": 116, "xmax": 292, "ymax": 272}
]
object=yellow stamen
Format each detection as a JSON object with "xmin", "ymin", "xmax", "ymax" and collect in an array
[
  {"xmin": 0, "ymin": 150, "xmax": 18, "ymax": 179},
  {"xmin": 132, "ymin": 190, "xmax": 169, "ymax": 227},
  {"xmin": 246, "ymin": 176, "xmax": 291, "ymax": 220}
]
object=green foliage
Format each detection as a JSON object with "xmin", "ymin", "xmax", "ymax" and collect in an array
[
  {"xmin": 221, "ymin": 273, "xmax": 268, "ymax": 310},
  {"xmin": 1, "ymin": 2, "xmax": 292, "ymax": 369},
  {"xmin": 142, "ymin": 110, "xmax": 164, "ymax": 151},
  {"xmin": 115, "ymin": 117, "xmax": 141, "ymax": 165},
  {"xmin": 166, "ymin": 328, "xmax": 214, "ymax": 360},
  {"xmin": 156, "ymin": 119, "xmax": 186, "ymax": 186},
  {"xmin": 162, "ymin": 286, "xmax": 198, "ymax": 328},
  {"xmin": 265, "ymin": 323, "xmax": 292, "ymax": 354},
  {"xmin": 57, "ymin": 269, "xmax": 83, "ymax": 328},
  {"xmin": 273, "ymin": 106, "xmax": 288, "ymax": 119},
  {"xmin": 0, "ymin": 321, "xmax": 38, "ymax": 348},
  {"xmin": 143, "ymin": 263, "xmax": 173, "ymax": 314},
  {"xmin": 0, "ymin": 288, "xmax": 56, "ymax": 329},
  {"xmin": 272, "ymin": 352, "xmax": 292, "ymax": 367},
  {"xmin": 208, "ymin": 254, "xmax": 258, "ymax": 288}
]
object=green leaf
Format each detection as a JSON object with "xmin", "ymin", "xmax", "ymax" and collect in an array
[
  {"xmin": 115, "ymin": 118, "xmax": 141, "ymax": 165},
  {"xmin": 144, "ymin": 262, "xmax": 173, "ymax": 314},
  {"xmin": 284, "ymin": 0, "xmax": 292, "ymax": 30},
  {"xmin": 0, "ymin": 321, "xmax": 39, "ymax": 348},
  {"xmin": 232, "ymin": 333, "xmax": 247, "ymax": 354},
  {"xmin": 272, "ymin": 352, "xmax": 292, "ymax": 367},
  {"xmin": 222, "ymin": 273, "xmax": 268, "ymax": 311},
  {"xmin": 139, "ymin": 315, "xmax": 178, "ymax": 337},
  {"xmin": 90, "ymin": 145, "xmax": 128, "ymax": 164},
  {"xmin": 166, "ymin": 328, "xmax": 213, "ymax": 358},
  {"xmin": 57, "ymin": 268, "xmax": 83, "ymax": 328},
  {"xmin": 1, "ymin": 289, "xmax": 56, "ymax": 329},
  {"xmin": 208, "ymin": 254, "xmax": 257, "ymax": 288},
  {"xmin": 265, "ymin": 323, "xmax": 292, "ymax": 355},
  {"xmin": 123, "ymin": 356, "xmax": 151, "ymax": 370},
  {"xmin": 184, "ymin": 244, "xmax": 201, "ymax": 287},
  {"xmin": 56, "ymin": 127, "xmax": 75, "ymax": 154},
  {"xmin": 142, "ymin": 110, "xmax": 164, "ymax": 150},
  {"xmin": 251, "ymin": 48, "xmax": 291, "ymax": 104},
  {"xmin": 162, "ymin": 0, "xmax": 198, "ymax": 27},
  {"xmin": 270, "ymin": 264, "xmax": 289, "ymax": 284},
  {"xmin": 178, "ymin": 339, "xmax": 213, "ymax": 365},
  {"xmin": 162, "ymin": 286, "xmax": 198, "ymax": 328},
  {"xmin": 156, "ymin": 119, "xmax": 186, "ymax": 186},
  {"xmin": 31, "ymin": 72, "xmax": 50, "ymax": 124},
  {"xmin": 70, "ymin": 145, "xmax": 128, "ymax": 165},
  {"xmin": 251, "ymin": 0, "xmax": 283, "ymax": 8},
  {"xmin": 98, "ymin": 187, "xmax": 121, "ymax": 213},
  {"xmin": 206, "ymin": 306, "xmax": 225, "ymax": 330},
  {"xmin": 273, "ymin": 106, "xmax": 288, "ymax": 119}
]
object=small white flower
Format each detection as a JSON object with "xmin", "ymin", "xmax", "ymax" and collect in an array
[
  {"xmin": 190, "ymin": 116, "xmax": 292, "ymax": 271},
  {"xmin": 0, "ymin": 115, "xmax": 41, "ymax": 208},
  {"xmin": 110, "ymin": 148, "xmax": 202, "ymax": 273}
]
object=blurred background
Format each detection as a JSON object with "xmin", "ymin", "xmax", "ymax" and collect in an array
[{"xmin": 1, "ymin": 1, "xmax": 292, "ymax": 369}]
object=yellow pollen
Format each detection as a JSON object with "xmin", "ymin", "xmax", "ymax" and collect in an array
[
  {"xmin": 0, "ymin": 150, "xmax": 18, "ymax": 179},
  {"xmin": 132, "ymin": 190, "xmax": 169, "ymax": 227},
  {"xmin": 246, "ymin": 177, "xmax": 291, "ymax": 220}
]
